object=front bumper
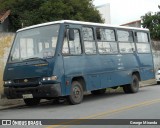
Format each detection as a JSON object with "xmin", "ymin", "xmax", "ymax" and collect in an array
[{"xmin": 4, "ymin": 83, "xmax": 61, "ymax": 99}]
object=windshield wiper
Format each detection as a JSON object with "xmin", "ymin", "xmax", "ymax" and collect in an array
[{"xmin": 23, "ymin": 57, "xmax": 48, "ymax": 63}]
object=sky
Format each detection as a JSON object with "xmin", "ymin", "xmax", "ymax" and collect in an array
[{"xmin": 93, "ymin": 0, "xmax": 160, "ymax": 25}]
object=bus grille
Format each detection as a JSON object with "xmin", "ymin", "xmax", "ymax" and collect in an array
[{"xmin": 14, "ymin": 77, "xmax": 40, "ymax": 84}]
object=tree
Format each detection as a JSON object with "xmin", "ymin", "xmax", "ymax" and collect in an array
[
  {"xmin": 141, "ymin": 6, "xmax": 160, "ymax": 40},
  {"xmin": 0, "ymin": 0, "xmax": 103, "ymax": 31}
]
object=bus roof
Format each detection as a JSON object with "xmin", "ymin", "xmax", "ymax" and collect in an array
[{"xmin": 17, "ymin": 20, "xmax": 149, "ymax": 32}]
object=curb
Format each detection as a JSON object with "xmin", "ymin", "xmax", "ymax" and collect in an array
[
  {"xmin": 0, "ymin": 104, "xmax": 24, "ymax": 110},
  {"xmin": 0, "ymin": 97, "xmax": 24, "ymax": 110},
  {"xmin": 140, "ymin": 79, "xmax": 157, "ymax": 87}
]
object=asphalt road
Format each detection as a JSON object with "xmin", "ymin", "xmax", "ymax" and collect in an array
[{"xmin": 0, "ymin": 85, "xmax": 160, "ymax": 128}]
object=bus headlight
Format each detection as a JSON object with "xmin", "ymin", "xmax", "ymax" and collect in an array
[
  {"xmin": 42, "ymin": 76, "xmax": 58, "ymax": 81},
  {"xmin": 4, "ymin": 80, "xmax": 12, "ymax": 85}
]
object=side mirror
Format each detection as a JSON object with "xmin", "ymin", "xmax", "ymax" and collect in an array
[{"xmin": 69, "ymin": 29, "xmax": 74, "ymax": 41}]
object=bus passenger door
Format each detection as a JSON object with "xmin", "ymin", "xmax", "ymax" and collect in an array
[{"xmin": 62, "ymin": 25, "xmax": 84, "ymax": 95}]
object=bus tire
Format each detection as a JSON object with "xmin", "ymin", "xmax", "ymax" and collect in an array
[
  {"xmin": 123, "ymin": 85, "xmax": 130, "ymax": 93},
  {"xmin": 23, "ymin": 98, "xmax": 40, "ymax": 106},
  {"xmin": 91, "ymin": 89, "xmax": 106, "ymax": 95},
  {"xmin": 123, "ymin": 74, "xmax": 139, "ymax": 93},
  {"xmin": 67, "ymin": 81, "xmax": 84, "ymax": 105}
]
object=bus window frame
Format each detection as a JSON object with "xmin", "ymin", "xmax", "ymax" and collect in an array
[
  {"xmin": 95, "ymin": 27, "xmax": 118, "ymax": 55},
  {"xmin": 116, "ymin": 29, "xmax": 136, "ymax": 54},
  {"xmin": 82, "ymin": 26, "xmax": 97, "ymax": 55},
  {"xmin": 134, "ymin": 31, "xmax": 151, "ymax": 54},
  {"xmin": 62, "ymin": 28, "xmax": 83, "ymax": 56}
]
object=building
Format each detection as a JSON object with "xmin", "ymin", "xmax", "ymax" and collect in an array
[
  {"xmin": 96, "ymin": 4, "xmax": 111, "ymax": 24},
  {"xmin": 120, "ymin": 20, "xmax": 141, "ymax": 28},
  {"xmin": 0, "ymin": 10, "xmax": 11, "ymax": 32}
]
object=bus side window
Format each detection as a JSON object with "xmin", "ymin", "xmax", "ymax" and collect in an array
[
  {"xmin": 135, "ymin": 32, "xmax": 150, "ymax": 53},
  {"xmin": 82, "ymin": 27, "xmax": 96, "ymax": 54},
  {"xmin": 62, "ymin": 29, "xmax": 82, "ymax": 55},
  {"xmin": 96, "ymin": 28, "xmax": 118, "ymax": 54},
  {"xmin": 117, "ymin": 30, "xmax": 135, "ymax": 53}
]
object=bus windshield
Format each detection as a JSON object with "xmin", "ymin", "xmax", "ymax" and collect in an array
[{"xmin": 9, "ymin": 24, "xmax": 60, "ymax": 62}]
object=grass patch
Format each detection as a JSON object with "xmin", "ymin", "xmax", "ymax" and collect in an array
[{"xmin": 106, "ymin": 87, "xmax": 123, "ymax": 93}]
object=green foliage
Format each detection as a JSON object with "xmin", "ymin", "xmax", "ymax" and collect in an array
[
  {"xmin": 0, "ymin": 0, "xmax": 103, "ymax": 31},
  {"xmin": 141, "ymin": 6, "xmax": 160, "ymax": 40}
]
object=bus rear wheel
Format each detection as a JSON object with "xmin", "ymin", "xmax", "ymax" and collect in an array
[
  {"xmin": 123, "ymin": 74, "xmax": 139, "ymax": 93},
  {"xmin": 67, "ymin": 81, "xmax": 84, "ymax": 105},
  {"xmin": 91, "ymin": 89, "xmax": 106, "ymax": 95},
  {"xmin": 23, "ymin": 98, "xmax": 40, "ymax": 106}
]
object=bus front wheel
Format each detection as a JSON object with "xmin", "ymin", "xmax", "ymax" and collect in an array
[
  {"xmin": 23, "ymin": 98, "xmax": 40, "ymax": 106},
  {"xmin": 67, "ymin": 81, "xmax": 84, "ymax": 105},
  {"xmin": 123, "ymin": 74, "xmax": 139, "ymax": 93}
]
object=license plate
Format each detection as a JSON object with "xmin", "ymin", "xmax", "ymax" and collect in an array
[{"xmin": 22, "ymin": 94, "xmax": 33, "ymax": 99}]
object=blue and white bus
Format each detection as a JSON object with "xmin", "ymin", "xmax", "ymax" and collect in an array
[{"xmin": 3, "ymin": 20, "xmax": 155, "ymax": 105}]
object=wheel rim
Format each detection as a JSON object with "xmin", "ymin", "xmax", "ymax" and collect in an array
[{"xmin": 72, "ymin": 85, "xmax": 82, "ymax": 101}]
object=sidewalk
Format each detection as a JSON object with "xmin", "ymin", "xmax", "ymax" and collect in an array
[
  {"xmin": 0, "ymin": 79, "xmax": 157, "ymax": 110},
  {"xmin": 140, "ymin": 79, "xmax": 156, "ymax": 87},
  {"xmin": 0, "ymin": 97, "xmax": 24, "ymax": 110}
]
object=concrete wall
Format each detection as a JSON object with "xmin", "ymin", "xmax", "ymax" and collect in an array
[
  {"xmin": 153, "ymin": 51, "xmax": 160, "ymax": 71},
  {"xmin": 152, "ymin": 41, "xmax": 160, "ymax": 72},
  {"xmin": 0, "ymin": 33, "xmax": 15, "ymax": 94}
]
